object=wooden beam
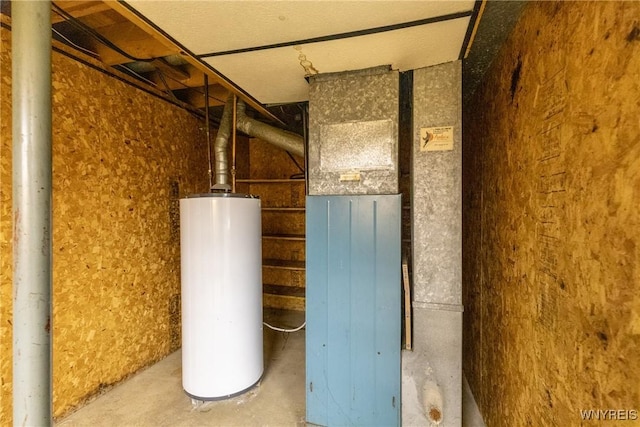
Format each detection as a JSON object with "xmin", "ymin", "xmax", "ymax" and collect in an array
[
  {"xmin": 147, "ymin": 64, "xmax": 222, "ymax": 91},
  {"xmin": 51, "ymin": 1, "xmax": 112, "ymax": 24},
  {"xmin": 48, "ymin": 34, "xmax": 203, "ymax": 116},
  {"xmin": 463, "ymin": 0, "xmax": 487, "ymax": 59},
  {"xmin": 149, "ymin": 58, "xmax": 190, "ymax": 81},
  {"xmin": 89, "ymin": 20, "xmax": 179, "ymax": 65},
  {"xmin": 185, "ymin": 84, "xmax": 228, "ymax": 109},
  {"xmin": 402, "ymin": 256, "xmax": 412, "ymax": 350},
  {"xmin": 104, "ymin": 1, "xmax": 282, "ymax": 124}
]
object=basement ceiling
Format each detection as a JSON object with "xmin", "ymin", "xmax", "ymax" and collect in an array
[
  {"xmin": 3, "ymin": 1, "xmax": 510, "ymax": 128},
  {"xmin": 125, "ymin": 0, "xmax": 478, "ymax": 105},
  {"xmin": 127, "ymin": 0, "xmax": 475, "ymax": 104}
]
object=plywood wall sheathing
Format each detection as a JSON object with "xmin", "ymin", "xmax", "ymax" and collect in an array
[
  {"xmin": 250, "ymin": 182, "xmax": 306, "ymax": 209},
  {"xmin": 249, "ymin": 137, "xmax": 304, "ymax": 180},
  {"xmin": 262, "ymin": 211, "xmax": 305, "ymax": 236},
  {"xmin": 463, "ymin": 2, "xmax": 640, "ymax": 425},
  {"xmin": 263, "ymin": 240, "xmax": 306, "ymax": 265},
  {"xmin": 244, "ymin": 137, "xmax": 307, "ymax": 312},
  {"xmin": 263, "ymin": 294, "xmax": 305, "ymax": 312},
  {"xmin": 0, "ymin": 23, "xmax": 13, "ymax": 427},
  {"xmin": 0, "ymin": 24, "xmax": 209, "ymax": 422}
]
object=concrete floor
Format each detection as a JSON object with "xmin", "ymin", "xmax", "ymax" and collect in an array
[
  {"xmin": 55, "ymin": 308, "xmax": 487, "ymax": 427},
  {"xmin": 56, "ymin": 310, "xmax": 306, "ymax": 427}
]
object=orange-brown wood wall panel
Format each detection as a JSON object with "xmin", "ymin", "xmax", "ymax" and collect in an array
[
  {"xmin": 0, "ymin": 25, "xmax": 208, "ymax": 422},
  {"xmin": 463, "ymin": 2, "xmax": 640, "ymax": 425}
]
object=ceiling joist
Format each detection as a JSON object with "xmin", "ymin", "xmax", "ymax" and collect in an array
[
  {"xmin": 48, "ymin": 0, "xmax": 280, "ymax": 125},
  {"xmin": 147, "ymin": 64, "xmax": 215, "ymax": 91},
  {"xmin": 185, "ymin": 84, "xmax": 229, "ymax": 109},
  {"xmin": 103, "ymin": 0, "xmax": 281, "ymax": 124},
  {"xmin": 88, "ymin": 20, "xmax": 180, "ymax": 65},
  {"xmin": 51, "ymin": 1, "xmax": 112, "ymax": 24}
]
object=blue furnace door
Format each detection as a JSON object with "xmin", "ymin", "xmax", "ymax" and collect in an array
[{"xmin": 306, "ymin": 195, "xmax": 401, "ymax": 427}]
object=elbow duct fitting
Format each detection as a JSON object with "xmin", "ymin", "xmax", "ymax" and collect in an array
[
  {"xmin": 212, "ymin": 98, "xmax": 305, "ymax": 190},
  {"xmin": 236, "ymin": 101, "xmax": 305, "ymax": 158},
  {"xmin": 212, "ymin": 95, "xmax": 234, "ymax": 191}
]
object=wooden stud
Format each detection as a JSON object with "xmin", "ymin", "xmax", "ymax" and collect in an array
[{"xmin": 402, "ymin": 257, "xmax": 412, "ymax": 350}]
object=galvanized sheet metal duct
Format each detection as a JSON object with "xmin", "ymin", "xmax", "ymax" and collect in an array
[
  {"xmin": 212, "ymin": 98, "xmax": 305, "ymax": 190},
  {"xmin": 236, "ymin": 101, "xmax": 305, "ymax": 158},
  {"xmin": 212, "ymin": 95, "xmax": 234, "ymax": 191}
]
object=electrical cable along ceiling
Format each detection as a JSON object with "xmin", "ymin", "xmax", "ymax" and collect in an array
[{"xmin": 125, "ymin": 0, "xmax": 478, "ymax": 105}]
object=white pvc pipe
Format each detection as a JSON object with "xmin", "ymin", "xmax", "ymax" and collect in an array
[{"xmin": 12, "ymin": 0, "xmax": 53, "ymax": 425}]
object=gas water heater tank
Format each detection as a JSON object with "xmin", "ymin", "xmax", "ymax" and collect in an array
[{"xmin": 180, "ymin": 193, "xmax": 263, "ymax": 400}]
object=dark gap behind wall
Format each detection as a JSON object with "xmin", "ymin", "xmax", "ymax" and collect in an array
[{"xmin": 399, "ymin": 70, "xmax": 413, "ymax": 349}]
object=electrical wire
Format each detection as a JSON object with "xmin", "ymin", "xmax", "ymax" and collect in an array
[
  {"xmin": 156, "ymin": 70, "xmax": 181, "ymax": 103},
  {"xmin": 52, "ymin": 27, "xmax": 100, "ymax": 58},
  {"xmin": 114, "ymin": 64, "xmax": 159, "ymax": 88},
  {"xmin": 286, "ymin": 151, "xmax": 305, "ymax": 174},
  {"xmin": 52, "ymin": 4, "xmax": 189, "ymax": 102},
  {"xmin": 263, "ymin": 321, "xmax": 306, "ymax": 333}
]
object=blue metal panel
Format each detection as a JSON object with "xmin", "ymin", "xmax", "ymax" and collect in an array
[{"xmin": 306, "ymin": 195, "xmax": 401, "ymax": 427}]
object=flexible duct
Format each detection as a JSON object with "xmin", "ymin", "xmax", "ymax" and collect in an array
[
  {"xmin": 212, "ymin": 95, "xmax": 234, "ymax": 191},
  {"xmin": 236, "ymin": 101, "xmax": 305, "ymax": 158},
  {"xmin": 213, "ymin": 98, "xmax": 305, "ymax": 190}
]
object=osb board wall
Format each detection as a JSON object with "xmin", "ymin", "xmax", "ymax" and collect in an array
[
  {"xmin": 250, "ymin": 183, "xmax": 305, "ymax": 209},
  {"xmin": 463, "ymin": 2, "xmax": 640, "ymax": 426},
  {"xmin": 0, "ymin": 24, "xmax": 12, "ymax": 427},
  {"xmin": 248, "ymin": 137, "xmax": 303, "ymax": 180},
  {"xmin": 0, "ymin": 27, "xmax": 209, "ymax": 422},
  {"xmin": 247, "ymin": 137, "xmax": 306, "ymax": 311}
]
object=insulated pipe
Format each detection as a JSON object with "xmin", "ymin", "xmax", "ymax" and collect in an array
[
  {"xmin": 212, "ymin": 95, "xmax": 234, "ymax": 191},
  {"xmin": 12, "ymin": 1, "xmax": 53, "ymax": 425},
  {"xmin": 236, "ymin": 101, "xmax": 305, "ymax": 158}
]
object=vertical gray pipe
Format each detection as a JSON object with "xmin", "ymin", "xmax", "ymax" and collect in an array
[
  {"xmin": 212, "ymin": 95, "xmax": 234, "ymax": 191},
  {"xmin": 204, "ymin": 74, "xmax": 213, "ymax": 190},
  {"xmin": 12, "ymin": 1, "xmax": 53, "ymax": 425}
]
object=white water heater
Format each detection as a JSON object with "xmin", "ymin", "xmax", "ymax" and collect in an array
[{"xmin": 180, "ymin": 193, "xmax": 263, "ymax": 400}]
